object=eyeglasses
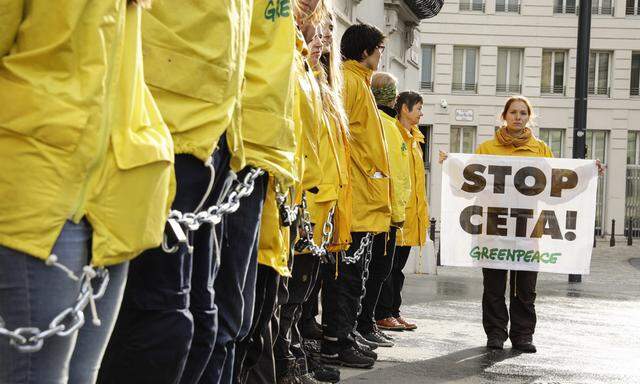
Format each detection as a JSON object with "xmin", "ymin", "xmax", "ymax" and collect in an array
[{"xmin": 377, "ymin": 44, "xmax": 386, "ymax": 53}]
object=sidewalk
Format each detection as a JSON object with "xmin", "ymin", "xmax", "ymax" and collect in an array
[{"xmin": 341, "ymin": 241, "xmax": 640, "ymax": 383}]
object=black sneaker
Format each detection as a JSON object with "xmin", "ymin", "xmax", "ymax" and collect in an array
[
  {"xmin": 512, "ymin": 341, "xmax": 537, "ymax": 353},
  {"xmin": 486, "ymin": 338, "xmax": 504, "ymax": 350},
  {"xmin": 353, "ymin": 330, "xmax": 379, "ymax": 350},
  {"xmin": 362, "ymin": 331, "xmax": 394, "ymax": 347},
  {"xmin": 322, "ymin": 346, "xmax": 375, "ymax": 369},
  {"xmin": 353, "ymin": 339, "xmax": 378, "ymax": 360},
  {"xmin": 307, "ymin": 352, "xmax": 340, "ymax": 383},
  {"xmin": 374, "ymin": 327, "xmax": 394, "ymax": 341}
]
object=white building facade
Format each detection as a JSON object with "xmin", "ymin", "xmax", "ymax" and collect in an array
[{"xmin": 416, "ymin": 0, "xmax": 640, "ymax": 236}]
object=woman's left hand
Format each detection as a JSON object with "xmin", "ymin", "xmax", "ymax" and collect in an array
[{"xmin": 595, "ymin": 159, "xmax": 606, "ymax": 176}]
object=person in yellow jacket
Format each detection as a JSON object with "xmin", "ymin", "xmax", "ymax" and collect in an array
[
  {"xmin": 439, "ymin": 95, "xmax": 604, "ymax": 354},
  {"xmin": 226, "ymin": 1, "xmax": 300, "ymax": 383},
  {"xmin": 321, "ymin": 23, "xmax": 391, "ymax": 369},
  {"xmin": 0, "ymin": 2, "xmax": 174, "ymax": 384},
  {"xmin": 377, "ymin": 91, "xmax": 429, "ymax": 333},
  {"xmin": 355, "ymin": 73, "xmax": 412, "ymax": 346},
  {"xmin": 97, "ymin": 2, "xmax": 257, "ymax": 383}
]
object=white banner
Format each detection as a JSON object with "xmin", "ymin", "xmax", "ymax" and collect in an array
[{"xmin": 440, "ymin": 154, "xmax": 598, "ymax": 274}]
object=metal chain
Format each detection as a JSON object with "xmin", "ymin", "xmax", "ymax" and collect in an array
[
  {"xmin": 0, "ymin": 265, "xmax": 109, "ymax": 353},
  {"xmin": 295, "ymin": 194, "xmax": 335, "ymax": 262},
  {"xmin": 162, "ymin": 167, "xmax": 265, "ymax": 252},
  {"xmin": 341, "ymin": 232, "xmax": 373, "ymax": 265},
  {"xmin": 276, "ymin": 186, "xmax": 298, "ymax": 227},
  {"xmin": 355, "ymin": 234, "xmax": 375, "ymax": 320}
]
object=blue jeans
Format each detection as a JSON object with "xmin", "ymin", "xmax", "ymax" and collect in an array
[
  {"xmin": 0, "ymin": 220, "xmax": 128, "ymax": 384},
  {"xmin": 199, "ymin": 168, "xmax": 267, "ymax": 384}
]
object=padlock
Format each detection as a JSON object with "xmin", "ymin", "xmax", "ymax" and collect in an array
[
  {"xmin": 294, "ymin": 238, "xmax": 310, "ymax": 253},
  {"xmin": 279, "ymin": 204, "xmax": 293, "ymax": 227}
]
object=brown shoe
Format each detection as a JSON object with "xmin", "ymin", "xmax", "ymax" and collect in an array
[
  {"xmin": 395, "ymin": 316, "xmax": 417, "ymax": 330},
  {"xmin": 376, "ymin": 317, "xmax": 405, "ymax": 331}
]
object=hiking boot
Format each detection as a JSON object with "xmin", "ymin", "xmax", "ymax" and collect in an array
[
  {"xmin": 297, "ymin": 373, "xmax": 324, "ymax": 384},
  {"xmin": 512, "ymin": 341, "xmax": 537, "ymax": 353},
  {"xmin": 322, "ymin": 346, "xmax": 375, "ymax": 369},
  {"xmin": 277, "ymin": 360, "xmax": 302, "ymax": 384},
  {"xmin": 374, "ymin": 327, "xmax": 394, "ymax": 341},
  {"xmin": 307, "ymin": 351, "xmax": 340, "ymax": 383},
  {"xmin": 361, "ymin": 330, "xmax": 394, "ymax": 347},
  {"xmin": 303, "ymin": 338, "xmax": 322, "ymax": 355},
  {"xmin": 301, "ymin": 318, "xmax": 323, "ymax": 341},
  {"xmin": 353, "ymin": 339, "xmax": 378, "ymax": 360}
]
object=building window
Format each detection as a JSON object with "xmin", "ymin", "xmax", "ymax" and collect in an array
[
  {"xmin": 496, "ymin": 0, "xmax": 521, "ymax": 13},
  {"xmin": 626, "ymin": 131, "xmax": 640, "ymax": 235},
  {"xmin": 628, "ymin": 0, "xmax": 640, "ymax": 15},
  {"xmin": 497, "ymin": 48, "xmax": 523, "ymax": 94},
  {"xmin": 459, "ymin": 0, "xmax": 485, "ymax": 12},
  {"xmin": 421, "ymin": 46, "xmax": 434, "ymax": 91},
  {"xmin": 452, "ymin": 47, "xmax": 478, "ymax": 93},
  {"xmin": 588, "ymin": 51, "xmax": 610, "ymax": 96},
  {"xmin": 450, "ymin": 126, "xmax": 476, "ymax": 153},
  {"xmin": 539, "ymin": 129, "xmax": 564, "ymax": 158},
  {"xmin": 586, "ymin": 130, "xmax": 608, "ymax": 234},
  {"xmin": 631, "ymin": 52, "xmax": 640, "ymax": 96},
  {"xmin": 541, "ymin": 50, "xmax": 566, "ymax": 95},
  {"xmin": 554, "ymin": 0, "xmax": 577, "ymax": 13}
]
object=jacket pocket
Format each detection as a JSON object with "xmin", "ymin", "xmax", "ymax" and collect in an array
[
  {"xmin": 111, "ymin": 84, "xmax": 174, "ymax": 170},
  {"xmin": 0, "ymin": 75, "xmax": 89, "ymax": 152},
  {"xmin": 366, "ymin": 175, "xmax": 391, "ymax": 212},
  {"xmin": 142, "ymin": 43, "xmax": 231, "ymax": 104}
]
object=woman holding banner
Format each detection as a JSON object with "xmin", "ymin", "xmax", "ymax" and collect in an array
[{"xmin": 439, "ymin": 95, "xmax": 604, "ymax": 353}]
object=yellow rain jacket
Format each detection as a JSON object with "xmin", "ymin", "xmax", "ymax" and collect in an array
[
  {"xmin": 0, "ymin": 3, "xmax": 174, "ymax": 267},
  {"xmin": 342, "ymin": 60, "xmax": 391, "ymax": 234},
  {"xmin": 327, "ymin": 116, "xmax": 353, "ymax": 252},
  {"xmin": 380, "ymin": 110, "xmax": 411, "ymax": 225},
  {"xmin": 141, "ymin": 0, "xmax": 250, "ymax": 170},
  {"xmin": 475, "ymin": 133, "xmax": 554, "ymax": 158},
  {"xmin": 242, "ymin": 0, "xmax": 297, "ymax": 188},
  {"xmin": 306, "ymin": 109, "xmax": 345, "ymax": 249},
  {"xmin": 397, "ymin": 124, "xmax": 430, "ymax": 247},
  {"xmin": 250, "ymin": 0, "xmax": 297, "ymax": 276}
]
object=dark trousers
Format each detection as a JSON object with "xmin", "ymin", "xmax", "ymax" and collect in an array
[
  {"xmin": 99, "ymin": 153, "xmax": 222, "ymax": 384},
  {"xmin": 198, "ymin": 168, "xmax": 268, "ymax": 384},
  {"xmin": 321, "ymin": 232, "xmax": 370, "ymax": 353},
  {"xmin": 235, "ymin": 264, "xmax": 281, "ymax": 384},
  {"xmin": 357, "ymin": 228, "xmax": 396, "ymax": 333},
  {"xmin": 482, "ymin": 268, "xmax": 538, "ymax": 344},
  {"xmin": 275, "ymin": 254, "xmax": 321, "ymax": 377},
  {"xmin": 301, "ymin": 275, "xmax": 320, "ymax": 329},
  {"xmin": 376, "ymin": 245, "xmax": 411, "ymax": 320}
]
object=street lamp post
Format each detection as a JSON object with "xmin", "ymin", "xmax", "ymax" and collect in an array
[{"xmin": 569, "ymin": 0, "xmax": 593, "ymax": 283}]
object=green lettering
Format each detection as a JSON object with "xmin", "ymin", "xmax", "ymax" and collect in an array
[
  {"xmin": 540, "ymin": 252, "xmax": 550, "ymax": 263},
  {"xmin": 481, "ymin": 247, "xmax": 489, "ymax": 260},
  {"xmin": 489, "ymin": 248, "xmax": 498, "ymax": 260},
  {"xmin": 515, "ymin": 249, "xmax": 525, "ymax": 261},
  {"xmin": 506, "ymin": 249, "xmax": 516, "ymax": 261},
  {"xmin": 524, "ymin": 250, "xmax": 533, "ymax": 262},
  {"xmin": 531, "ymin": 251, "xmax": 541, "ymax": 263},
  {"xmin": 279, "ymin": 0, "xmax": 290, "ymax": 16},
  {"xmin": 470, "ymin": 246, "xmax": 481, "ymax": 260},
  {"xmin": 549, "ymin": 252, "xmax": 560, "ymax": 264}
]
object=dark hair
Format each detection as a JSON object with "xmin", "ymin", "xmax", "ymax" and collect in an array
[
  {"xmin": 395, "ymin": 91, "xmax": 423, "ymax": 117},
  {"xmin": 340, "ymin": 23, "xmax": 385, "ymax": 62}
]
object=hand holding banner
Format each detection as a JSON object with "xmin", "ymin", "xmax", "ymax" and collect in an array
[{"xmin": 440, "ymin": 154, "xmax": 598, "ymax": 274}]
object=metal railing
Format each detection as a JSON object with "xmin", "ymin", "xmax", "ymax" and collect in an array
[
  {"xmin": 591, "ymin": 5, "xmax": 614, "ymax": 14},
  {"xmin": 541, "ymin": 84, "xmax": 566, "ymax": 94},
  {"xmin": 588, "ymin": 85, "xmax": 610, "ymax": 96},
  {"xmin": 496, "ymin": 84, "xmax": 522, "ymax": 93},
  {"xmin": 632, "ymin": 86, "xmax": 640, "ymax": 96},
  {"xmin": 627, "ymin": 6, "xmax": 639, "ymax": 15},
  {"xmin": 625, "ymin": 166, "xmax": 640, "ymax": 238},
  {"xmin": 459, "ymin": 1, "xmax": 485, "ymax": 12},
  {"xmin": 554, "ymin": 4, "xmax": 577, "ymax": 13},
  {"xmin": 554, "ymin": 4, "xmax": 614, "ymax": 14},
  {"xmin": 421, "ymin": 81, "xmax": 434, "ymax": 91},
  {"xmin": 495, "ymin": 1, "xmax": 521, "ymax": 12},
  {"xmin": 452, "ymin": 82, "xmax": 477, "ymax": 92}
]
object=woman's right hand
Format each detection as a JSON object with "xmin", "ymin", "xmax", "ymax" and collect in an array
[{"xmin": 438, "ymin": 150, "xmax": 448, "ymax": 164}]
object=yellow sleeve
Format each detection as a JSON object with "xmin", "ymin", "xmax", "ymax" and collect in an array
[{"xmin": 0, "ymin": 0, "xmax": 23, "ymax": 57}]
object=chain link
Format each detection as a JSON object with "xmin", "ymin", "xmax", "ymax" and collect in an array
[
  {"xmin": 294, "ymin": 194, "xmax": 335, "ymax": 263},
  {"xmin": 0, "ymin": 267, "xmax": 109, "ymax": 353},
  {"xmin": 341, "ymin": 232, "xmax": 373, "ymax": 265},
  {"xmin": 162, "ymin": 167, "xmax": 265, "ymax": 252},
  {"xmin": 355, "ymin": 234, "xmax": 375, "ymax": 322}
]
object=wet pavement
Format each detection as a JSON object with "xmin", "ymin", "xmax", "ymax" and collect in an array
[{"xmin": 341, "ymin": 239, "xmax": 640, "ymax": 383}]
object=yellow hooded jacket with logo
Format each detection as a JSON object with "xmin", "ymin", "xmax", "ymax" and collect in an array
[
  {"xmin": 341, "ymin": 60, "xmax": 391, "ymax": 234},
  {"xmin": 252, "ymin": 0, "xmax": 298, "ymax": 277},
  {"xmin": 380, "ymin": 110, "xmax": 411, "ymax": 225},
  {"xmin": 0, "ymin": 2, "xmax": 174, "ymax": 267},
  {"xmin": 242, "ymin": 0, "xmax": 297, "ymax": 189},
  {"xmin": 397, "ymin": 124, "xmax": 430, "ymax": 247},
  {"xmin": 140, "ymin": 0, "xmax": 250, "ymax": 171}
]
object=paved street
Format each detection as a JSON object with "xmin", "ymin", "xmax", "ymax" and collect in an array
[{"xmin": 341, "ymin": 239, "xmax": 640, "ymax": 383}]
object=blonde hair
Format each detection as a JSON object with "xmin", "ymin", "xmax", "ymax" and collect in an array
[
  {"xmin": 128, "ymin": 0, "xmax": 152, "ymax": 7},
  {"xmin": 317, "ymin": 0, "xmax": 349, "ymax": 137},
  {"xmin": 293, "ymin": 0, "xmax": 326, "ymax": 26},
  {"xmin": 500, "ymin": 95, "xmax": 536, "ymax": 128}
]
